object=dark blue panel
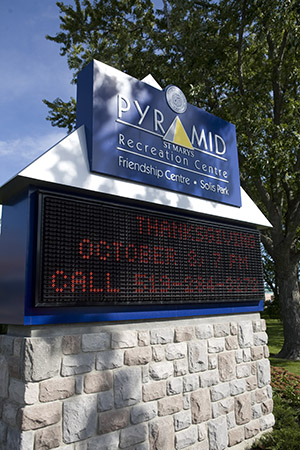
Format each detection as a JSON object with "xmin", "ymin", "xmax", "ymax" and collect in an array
[
  {"xmin": 0, "ymin": 194, "xmax": 29, "ymax": 324},
  {"xmin": 76, "ymin": 61, "xmax": 241, "ymax": 207}
]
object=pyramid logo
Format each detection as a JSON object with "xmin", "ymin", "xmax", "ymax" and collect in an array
[{"xmin": 163, "ymin": 117, "xmax": 193, "ymax": 149}]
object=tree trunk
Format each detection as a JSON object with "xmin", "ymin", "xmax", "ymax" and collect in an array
[{"xmin": 276, "ymin": 257, "xmax": 300, "ymax": 360}]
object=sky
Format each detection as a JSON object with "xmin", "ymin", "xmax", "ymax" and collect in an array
[{"xmin": 0, "ymin": 0, "xmax": 76, "ymax": 186}]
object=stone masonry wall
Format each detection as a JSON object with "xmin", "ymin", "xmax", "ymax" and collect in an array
[{"xmin": 0, "ymin": 313, "xmax": 274, "ymax": 450}]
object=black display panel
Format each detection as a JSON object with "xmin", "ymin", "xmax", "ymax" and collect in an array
[{"xmin": 35, "ymin": 193, "xmax": 264, "ymax": 306}]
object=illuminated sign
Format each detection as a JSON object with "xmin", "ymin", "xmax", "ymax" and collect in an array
[
  {"xmin": 36, "ymin": 193, "xmax": 264, "ymax": 307},
  {"xmin": 77, "ymin": 60, "xmax": 241, "ymax": 207}
]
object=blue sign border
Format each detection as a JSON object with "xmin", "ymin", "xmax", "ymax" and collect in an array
[{"xmin": 77, "ymin": 60, "xmax": 242, "ymax": 207}]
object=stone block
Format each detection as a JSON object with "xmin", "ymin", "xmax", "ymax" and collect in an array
[
  {"xmin": 230, "ymin": 322, "xmax": 238, "ymax": 335},
  {"xmin": 62, "ymin": 335, "xmax": 81, "ymax": 354},
  {"xmin": 8, "ymin": 355, "xmax": 22, "ymax": 379},
  {"xmin": 244, "ymin": 419, "xmax": 260, "ymax": 438},
  {"xmin": 252, "ymin": 404, "xmax": 262, "ymax": 419},
  {"xmin": 254, "ymin": 332, "xmax": 268, "ymax": 346},
  {"xmin": 225, "ymin": 336, "xmax": 238, "ymax": 350},
  {"xmin": 226, "ymin": 411, "xmax": 236, "ymax": 430},
  {"xmin": 149, "ymin": 361, "xmax": 173, "ymax": 380},
  {"xmin": 24, "ymin": 382, "xmax": 40, "ymax": 406},
  {"xmin": 183, "ymin": 374, "xmax": 199, "ymax": 392},
  {"xmin": 188, "ymin": 341, "xmax": 208, "ymax": 372},
  {"xmin": 175, "ymin": 326, "xmax": 194, "ymax": 342},
  {"xmin": 23, "ymin": 337, "xmax": 62, "ymax": 382},
  {"xmin": 190, "ymin": 388, "xmax": 211, "ymax": 423},
  {"xmin": 152, "ymin": 346, "xmax": 165, "ymax": 362},
  {"xmin": 63, "ymin": 395, "xmax": 97, "ymax": 443},
  {"xmin": 87, "ymin": 432, "xmax": 119, "ymax": 450},
  {"xmin": 252, "ymin": 320, "xmax": 262, "ymax": 332},
  {"xmin": 213, "ymin": 323, "xmax": 230, "ymax": 337},
  {"xmin": 13, "ymin": 338, "xmax": 23, "ymax": 357},
  {"xmin": 158, "ymin": 394, "xmax": 183, "ymax": 416},
  {"xmin": 143, "ymin": 381, "xmax": 165, "ymax": 402},
  {"xmin": 75, "ymin": 375, "xmax": 84, "ymax": 394},
  {"xmin": 111, "ymin": 330, "xmax": 137, "ymax": 348},
  {"xmin": 150, "ymin": 328, "xmax": 174, "ymax": 345},
  {"xmin": 149, "ymin": 416, "xmax": 174, "ymax": 450},
  {"xmin": 2, "ymin": 400, "xmax": 20, "ymax": 426},
  {"xmin": 257, "ymin": 359, "xmax": 271, "ymax": 388},
  {"xmin": 174, "ymin": 359, "xmax": 188, "ymax": 377},
  {"xmin": 183, "ymin": 393, "xmax": 190, "ymax": 410},
  {"xmin": 228, "ymin": 426, "xmax": 244, "ymax": 446},
  {"xmin": 175, "ymin": 425, "xmax": 197, "ymax": 449},
  {"xmin": 61, "ymin": 354, "xmax": 94, "ymax": 376},
  {"xmin": 98, "ymin": 408, "xmax": 130, "ymax": 433},
  {"xmin": 218, "ymin": 352, "xmax": 236, "ymax": 382},
  {"xmin": 246, "ymin": 376, "xmax": 257, "ymax": 391},
  {"xmin": 35, "ymin": 424, "xmax": 62, "ymax": 449},
  {"xmin": 236, "ymin": 363, "xmax": 251, "ymax": 379},
  {"xmin": 8, "ymin": 378, "xmax": 25, "ymax": 405},
  {"xmin": 261, "ymin": 399, "xmax": 273, "ymax": 415},
  {"xmin": 230, "ymin": 379, "xmax": 246, "ymax": 396},
  {"xmin": 264, "ymin": 345, "xmax": 270, "ymax": 358},
  {"xmin": 119, "ymin": 423, "xmax": 147, "ymax": 448},
  {"xmin": 96, "ymin": 349, "xmax": 124, "ymax": 370},
  {"xmin": 19, "ymin": 402, "xmax": 61, "ymax": 431},
  {"xmin": 40, "ymin": 377, "xmax": 75, "ymax": 402},
  {"xmin": 0, "ymin": 335, "xmax": 14, "ymax": 355},
  {"xmin": 210, "ymin": 383, "xmax": 230, "ymax": 402},
  {"xmin": 84, "ymin": 371, "xmax": 112, "ymax": 393},
  {"xmin": 207, "ymin": 338, "xmax": 225, "ymax": 353},
  {"xmin": 165, "ymin": 343, "xmax": 187, "ymax": 360},
  {"xmin": 234, "ymin": 393, "xmax": 251, "ymax": 425},
  {"xmin": 131, "ymin": 403, "xmax": 157, "ymax": 424},
  {"xmin": 97, "ymin": 389, "xmax": 114, "ymax": 412},
  {"xmin": 82, "ymin": 332, "xmax": 110, "ymax": 351},
  {"xmin": 124, "ymin": 346, "xmax": 152, "ymax": 365},
  {"xmin": 255, "ymin": 387, "xmax": 268, "ymax": 403},
  {"xmin": 142, "ymin": 365, "xmax": 149, "ymax": 383},
  {"xmin": 251, "ymin": 346, "xmax": 264, "ymax": 361},
  {"xmin": 259, "ymin": 413, "xmax": 275, "ymax": 431},
  {"xmin": 198, "ymin": 422, "xmax": 207, "ymax": 441},
  {"xmin": 195, "ymin": 324, "xmax": 213, "ymax": 339},
  {"xmin": 215, "ymin": 398, "xmax": 234, "ymax": 417},
  {"xmin": 114, "ymin": 367, "xmax": 142, "ymax": 408},
  {"xmin": 200, "ymin": 370, "xmax": 219, "ymax": 388},
  {"xmin": 138, "ymin": 330, "xmax": 150, "ymax": 346},
  {"xmin": 6, "ymin": 428, "xmax": 21, "ymax": 450},
  {"xmin": 0, "ymin": 422, "xmax": 7, "ymax": 446},
  {"xmin": 131, "ymin": 441, "xmax": 149, "ymax": 450},
  {"xmin": 208, "ymin": 416, "xmax": 228, "ymax": 450},
  {"xmin": 238, "ymin": 321, "xmax": 254, "ymax": 348},
  {"xmin": 167, "ymin": 378, "xmax": 182, "ymax": 395},
  {"xmin": 174, "ymin": 410, "xmax": 192, "ymax": 431},
  {"xmin": 208, "ymin": 355, "xmax": 218, "ymax": 370}
]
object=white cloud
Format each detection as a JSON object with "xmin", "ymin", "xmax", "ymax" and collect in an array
[{"xmin": 0, "ymin": 131, "xmax": 66, "ymax": 161}]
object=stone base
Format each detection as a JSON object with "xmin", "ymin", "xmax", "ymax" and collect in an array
[{"xmin": 0, "ymin": 313, "xmax": 274, "ymax": 449}]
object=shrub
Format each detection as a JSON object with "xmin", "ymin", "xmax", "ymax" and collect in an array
[{"xmin": 251, "ymin": 367, "xmax": 300, "ymax": 449}]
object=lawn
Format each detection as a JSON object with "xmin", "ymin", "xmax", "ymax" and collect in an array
[{"xmin": 266, "ymin": 319, "xmax": 300, "ymax": 375}]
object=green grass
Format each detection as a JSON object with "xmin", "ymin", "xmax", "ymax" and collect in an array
[{"xmin": 266, "ymin": 319, "xmax": 300, "ymax": 375}]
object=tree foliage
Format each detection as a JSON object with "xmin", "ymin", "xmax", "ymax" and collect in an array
[{"xmin": 45, "ymin": 0, "xmax": 300, "ymax": 358}]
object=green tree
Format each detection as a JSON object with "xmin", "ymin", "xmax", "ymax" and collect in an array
[{"xmin": 45, "ymin": 0, "xmax": 300, "ymax": 359}]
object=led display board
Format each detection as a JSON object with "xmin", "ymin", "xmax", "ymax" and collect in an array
[
  {"xmin": 35, "ymin": 192, "xmax": 264, "ymax": 307},
  {"xmin": 77, "ymin": 60, "xmax": 242, "ymax": 207}
]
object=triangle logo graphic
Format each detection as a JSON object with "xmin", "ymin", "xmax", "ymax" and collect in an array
[{"xmin": 163, "ymin": 117, "xmax": 194, "ymax": 149}]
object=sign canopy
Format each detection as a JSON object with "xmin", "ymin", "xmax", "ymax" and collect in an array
[{"xmin": 77, "ymin": 60, "xmax": 241, "ymax": 207}]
